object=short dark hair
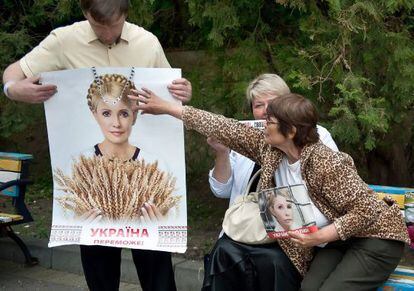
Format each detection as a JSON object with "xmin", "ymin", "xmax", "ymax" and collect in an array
[
  {"xmin": 80, "ymin": 0, "xmax": 129, "ymax": 24},
  {"xmin": 266, "ymin": 93, "xmax": 319, "ymax": 148}
]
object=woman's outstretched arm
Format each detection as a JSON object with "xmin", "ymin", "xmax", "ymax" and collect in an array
[{"xmin": 129, "ymin": 88, "xmax": 269, "ymax": 165}]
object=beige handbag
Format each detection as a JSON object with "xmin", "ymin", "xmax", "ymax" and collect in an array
[{"xmin": 222, "ymin": 169, "xmax": 275, "ymax": 245}]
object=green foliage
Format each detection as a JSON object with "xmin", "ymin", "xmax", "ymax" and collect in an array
[
  {"xmin": 128, "ymin": 0, "xmax": 156, "ymax": 27},
  {"xmin": 1, "ymin": 0, "xmax": 414, "ymax": 192},
  {"xmin": 185, "ymin": 0, "xmax": 414, "ymax": 184}
]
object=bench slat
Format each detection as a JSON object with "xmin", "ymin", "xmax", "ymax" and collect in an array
[
  {"xmin": 0, "ymin": 213, "xmax": 24, "ymax": 223},
  {"xmin": 0, "ymin": 171, "xmax": 21, "ymax": 197},
  {"xmin": 369, "ymin": 184, "xmax": 414, "ymax": 210},
  {"xmin": 0, "ymin": 152, "xmax": 32, "ymax": 161},
  {"xmin": 0, "ymin": 159, "xmax": 21, "ymax": 172},
  {"xmin": 379, "ymin": 266, "xmax": 414, "ymax": 290}
]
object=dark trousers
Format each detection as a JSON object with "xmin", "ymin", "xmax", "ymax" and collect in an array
[
  {"xmin": 301, "ymin": 238, "xmax": 404, "ymax": 291},
  {"xmin": 80, "ymin": 245, "xmax": 177, "ymax": 291}
]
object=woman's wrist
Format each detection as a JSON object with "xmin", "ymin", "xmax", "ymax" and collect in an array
[
  {"xmin": 318, "ymin": 223, "xmax": 340, "ymax": 244},
  {"xmin": 215, "ymin": 147, "xmax": 230, "ymax": 157},
  {"xmin": 166, "ymin": 103, "xmax": 184, "ymax": 120}
]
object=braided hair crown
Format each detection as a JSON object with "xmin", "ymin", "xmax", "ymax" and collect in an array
[{"xmin": 86, "ymin": 74, "xmax": 136, "ymax": 111}]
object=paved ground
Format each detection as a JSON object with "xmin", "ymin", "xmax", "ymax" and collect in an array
[
  {"xmin": 0, "ymin": 236, "xmax": 412, "ymax": 290},
  {"xmin": 0, "ymin": 237, "xmax": 203, "ymax": 291},
  {"xmin": 0, "ymin": 259, "xmax": 141, "ymax": 291}
]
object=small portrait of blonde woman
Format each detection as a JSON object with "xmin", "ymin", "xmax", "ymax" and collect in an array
[
  {"xmin": 267, "ymin": 190, "xmax": 295, "ymax": 231},
  {"xmin": 54, "ymin": 73, "xmax": 180, "ymax": 225}
]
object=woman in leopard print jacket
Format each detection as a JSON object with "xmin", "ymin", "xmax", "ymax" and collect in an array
[{"xmin": 132, "ymin": 89, "xmax": 409, "ymax": 290}]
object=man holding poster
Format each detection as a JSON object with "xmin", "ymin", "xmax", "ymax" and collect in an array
[{"xmin": 2, "ymin": 1, "xmax": 191, "ymax": 290}]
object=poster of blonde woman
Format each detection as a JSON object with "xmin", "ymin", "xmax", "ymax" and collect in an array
[
  {"xmin": 42, "ymin": 67, "xmax": 186, "ymax": 253},
  {"xmin": 258, "ymin": 184, "xmax": 318, "ymax": 239}
]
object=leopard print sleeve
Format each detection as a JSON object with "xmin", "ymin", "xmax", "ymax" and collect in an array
[
  {"xmin": 319, "ymin": 152, "xmax": 382, "ymax": 240},
  {"xmin": 182, "ymin": 106, "xmax": 266, "ymax": 164}
]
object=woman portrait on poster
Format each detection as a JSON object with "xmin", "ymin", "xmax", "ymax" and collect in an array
[
  {"xmin": 267, "ymin": 190, "xmax": 295, "ymax": 232},
  {"xmin": 55, "ymin": 73, "xmax": 179, "ymax": 225},
  {"xmin": 87, "ymin": 73, "xmax": 163, "ymax": 223},
  {"xmin": 53, "ymin": 72, "xmax": 182, "ymax": 291}
]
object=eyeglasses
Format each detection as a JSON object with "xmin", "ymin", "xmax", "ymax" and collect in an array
[{"xmin": 266, "ymin": 119, "xmax": 279, "ymax": 126}]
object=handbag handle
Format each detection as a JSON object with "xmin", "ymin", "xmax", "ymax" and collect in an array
[{"xmin": 244, "ymin": 169, "xmax": 262, "ymax": 196}]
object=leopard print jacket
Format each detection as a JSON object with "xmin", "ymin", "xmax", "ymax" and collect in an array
[{"xmin": 182, "ymin": 106, "xmax": 409, "ymax": 276}]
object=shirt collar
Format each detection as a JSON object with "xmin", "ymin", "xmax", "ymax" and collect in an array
[
  {"xmin": 85, "ymin": 21, "xmax": 130, "ymax": 44},
  {"xmin": 119, "ymin": 22, "xmax": 130, "ymax": 43}
]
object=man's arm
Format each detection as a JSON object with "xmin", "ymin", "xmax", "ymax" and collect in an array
[
  {"xmin": 2, "ymin": 61, "xmax": 57, "ymax": 103},
  {"xmin": 3, "ymin": 61, "xmax": 26, "ymax": 83}
]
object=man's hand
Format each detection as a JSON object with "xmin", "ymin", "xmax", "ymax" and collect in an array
[
  {"xmin": 7, "ymin": 76, "xmax": 57, "ymax": 103},
  {"xmin": 168, "ymin": 78, "xmax": 192, "ymax": 103}
]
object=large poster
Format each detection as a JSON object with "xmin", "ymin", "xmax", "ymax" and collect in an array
[{"xmin": 42, "ymin": 68, "xmax": 187, "ymax": 253}]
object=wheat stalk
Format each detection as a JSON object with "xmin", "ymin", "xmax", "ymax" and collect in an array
[{"xmin": 54, "ymin": 155, "xmax": 181, "ymax": 222}]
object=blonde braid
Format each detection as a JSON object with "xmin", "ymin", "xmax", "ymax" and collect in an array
[{"xmin": 86, "ymin": 74, "xmax": 137, "ymax": 112}]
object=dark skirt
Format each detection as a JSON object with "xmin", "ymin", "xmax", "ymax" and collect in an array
[{"xmin": 202, "ymin": 234, "xmax": 301, "ymax": 291}]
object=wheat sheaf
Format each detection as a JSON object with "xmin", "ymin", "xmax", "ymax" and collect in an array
[{"xmin": 54, "ymin": 155, "xmax": 180, "ymax": 222}]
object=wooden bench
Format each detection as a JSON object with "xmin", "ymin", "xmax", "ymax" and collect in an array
[
  {"xmin": 369, "ymin": 185, "xmax": 414, "ymax": 290},
  {"xmin": 0, "ymin": 152, "xmax": 38, "ymax": 265},
  {"xmin": 378, "ymin": 266, "xmax": 414, "ymax": 290}
]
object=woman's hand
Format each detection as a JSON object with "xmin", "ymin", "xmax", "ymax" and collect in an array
[
  {"xmin": 288, "ymin": 230, "xmax": 324, "ymax": 248},
  {"xmin": 140, "ymin": 202, "xmax": 165, "ymax": 224},
  {"xmin": 288, "ymin": 224, "xmax": 339, "ymax": 248},
  {"xmin": 207, "ymin": 137, "xmax": 230, "ymax": 155},
  {"xmin": 207, "ymin": 136, "xmax": 232, "ymax": 183},
  {"xmin": 128, "ymin": 88, "xmax": 168, "ymax": 115},
  {"xmin": 128, "ymin": 88, "xmax": 184, "ymax": 119},
  {"xmin": 78, "ymin": 209, "xmax": 102, "ymax": 224}
]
